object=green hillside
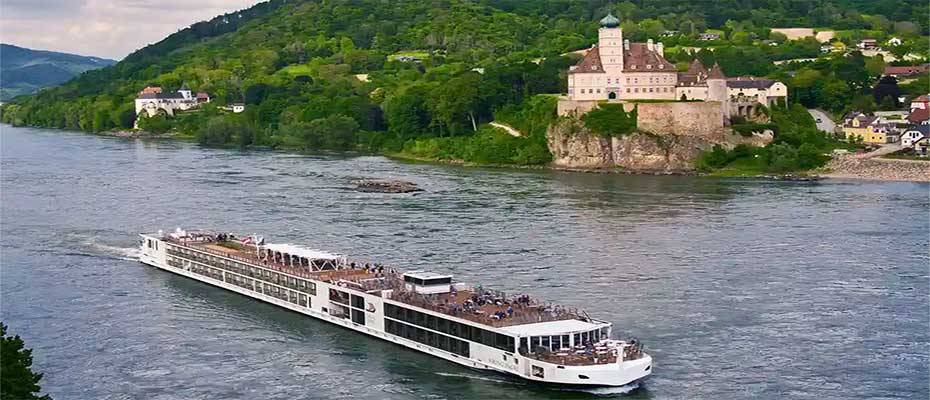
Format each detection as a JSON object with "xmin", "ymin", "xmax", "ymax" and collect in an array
[{"xmin": 1, "ymin": 0, "xmax": 926, "ymax": 165}]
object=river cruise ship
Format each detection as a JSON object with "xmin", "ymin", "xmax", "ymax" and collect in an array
[{"xmin": 138, "ymin": 229, "xmax": 652, "ymax": 387}]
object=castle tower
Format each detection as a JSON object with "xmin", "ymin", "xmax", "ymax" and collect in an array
[
  {"xmin": 598, "ymin": 13, "xmax": 624, "ymax": 74},
  {"xmin": 707, "ymin": 63, "xmax": 730, "ymax": 118},
  {"xmin": 178, "ymin": 82, "xmax": 193, "ymax": 100}
]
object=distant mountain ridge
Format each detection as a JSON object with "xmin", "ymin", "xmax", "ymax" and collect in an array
[{"xmin": 1, "ymin": 44, "xmax": 115, "ymax": 100}]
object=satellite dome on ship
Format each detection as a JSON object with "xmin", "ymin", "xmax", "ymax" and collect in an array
[{"xmin": 600, "ymin": 13, "xmax": 620, "ymax": 28}]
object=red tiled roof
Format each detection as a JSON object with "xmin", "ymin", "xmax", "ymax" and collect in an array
[
  {"xmin": 687, "ymin": 59, "xmax": 707, "ymax": 75},
  {"xmin": 677, "ymin": 59, "xmax": 709, "ymax": 86},
  {"xmin": 907, "ymin": 108, "xmax": 929, "ymax": 124},
  {"xmin": 708, "ymin": 63, "xmax": 726, "ymax": 79},
  {"xmin": 623, "ymin": 43, "xmax": 676, "ymax": 72},
  {"xmin": 569, "ymin": 42, "xmax": 676, "ymax": 74},
  {"xmin": 726, "ymin": 76, "xmax": 776, "ymax": 89},
  {"xmin": 568, "ymin": 46, "xmax": 604, "ymax": 74},
  {"xmin": 913, "ymin": 95, "xmax": 930, "ymax": 103},
  {"xmin": 884, "ymin": 65, "xmax": 929, "ymax": 76}
]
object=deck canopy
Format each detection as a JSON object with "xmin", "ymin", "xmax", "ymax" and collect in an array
[
  {"xmin": 500, "ymin": 319, "xmax": 605, "ymax": 337},
  {"xmin": 260, "ymin": 243, "xmax": 344, "ymax": 271}
]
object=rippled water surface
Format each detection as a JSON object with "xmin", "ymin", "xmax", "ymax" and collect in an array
[{"xmin": 1, "ymin": 126, "xmax": 928, "ymax": 400}]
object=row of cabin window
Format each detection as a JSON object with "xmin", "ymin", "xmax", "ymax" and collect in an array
[
  {"xmin": 385, "ymin": 319, "xmax": 470, "ymax": 357},
  {"xmin": 171, "ymin": 249, "xmax": 317, "ymax": 295},
  {"xmin": 384, "ymin": 304, "xmax": 515, "ymax": 352},
  {"xmin": 178, "ymin": 259, "xmax": 311, "ymax": 308}
]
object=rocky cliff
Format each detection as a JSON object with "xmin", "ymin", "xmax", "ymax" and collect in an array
[{"xmin": 547, "ymin": 116, "xmax": 772, "ymax": 172}]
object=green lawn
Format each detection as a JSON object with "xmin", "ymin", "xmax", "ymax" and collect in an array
[{"xmin": 278, "ymin": 64, "xmax": 314, "ymax": 76}]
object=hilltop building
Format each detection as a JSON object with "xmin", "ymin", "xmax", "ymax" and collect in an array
[
  {"xmin": 565, "ymin": 14, "xmax": 787, "ymax": 119},
  {"xmin": 910, "ymin": 94, "xmax": 930, "ymax": 111},
  {"xmin": 134, "ymin": 84, "xmax": 210, "ymax": 118},
  {"xmin": 857, "ymin": 39, "xmax": 878, "ymax": 50}
]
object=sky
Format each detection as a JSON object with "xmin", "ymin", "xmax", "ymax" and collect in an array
[{"xmin": 1, "ymin": 0, "xmax": 261, "ymax": 60}]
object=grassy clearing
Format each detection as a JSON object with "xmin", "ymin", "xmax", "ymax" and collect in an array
[
  {"xmin": 387, "ymin": 51, "xmax": 431, "ymax": 61},
  {"xmin": 278, "ymin": 64, "xmax": 315, "ymax": 76}
]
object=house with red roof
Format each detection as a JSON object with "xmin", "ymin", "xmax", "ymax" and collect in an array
[
  {"xmin": 906, "ymin": 107, "xmax": 929, "ymax": 125},
  {"xmin": 884, "ymin": 64, "xmax": 929, "ymax": 78},
  {"xmin": 909, "ymin": 95, "xmax": 930, "ymax": 112}
]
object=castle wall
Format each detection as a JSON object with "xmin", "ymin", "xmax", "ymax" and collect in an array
[
  {"xmin": 557, "ymin": 97, "xmax": 600, "ymax": 116},
  {"xmin": 676, "ymin": 86, "xmax": 709, "ymax": 100},
  {"xmin": 621, "ymin": 101, "xmax": 727, "ymax": 140}
]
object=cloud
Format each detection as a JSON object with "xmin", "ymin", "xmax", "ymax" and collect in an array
[{"xmin": 0, "ymin": 0, "xmax": 260, "ymax": 59}]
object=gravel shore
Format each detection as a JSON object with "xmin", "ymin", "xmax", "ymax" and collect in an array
[{"xmin": 820, "ymin": 156, "xmax": 930, "ymax": 183}]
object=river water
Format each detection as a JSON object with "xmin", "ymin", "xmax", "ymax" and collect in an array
[{"xmin": 1, "ymin": 125, "xmax": 928, "ymax": 400}]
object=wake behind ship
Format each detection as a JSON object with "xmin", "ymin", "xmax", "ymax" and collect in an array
[{"xmin": 139, "ymin": 229, "xmax": 652, "ymax": 387}]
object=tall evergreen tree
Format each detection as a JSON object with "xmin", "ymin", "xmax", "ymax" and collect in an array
[{"xmin": 1, "ymin": 322, "xmax": 51, "ymax": 400}]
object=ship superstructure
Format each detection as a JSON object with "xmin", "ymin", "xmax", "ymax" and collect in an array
[{"xmin": 139, "ymin": 229, "xmax": 652, "ymax": 387}]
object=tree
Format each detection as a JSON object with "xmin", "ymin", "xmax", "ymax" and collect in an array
[
  {"xmin": 428, "ymin": 73, "xmax": 481, "ymax": 135},
  {"xmin": 1, "ymin": 322, "xmax": 51, "ymax": 400},
  {"xmin": 730, "ymin": 31, "xmax": 751, "ymax": 45},
  {"xmin": 850, "ymin": 95, "xmax": 877, "ymax": 113},
  {"xmin": 893, "ymin": 21, "xmax": 919, "ymax": 37},
  {"xmin": 384, "ymin": 86, "xmax": 430, "ymax": 139},
  {"xmin": 118, "ymin": 108, "xmax": 137, "ymax": 129},
  {"xmin": 873, "ymin": 76, "xmax": 901, "ymax": 108},
  {"xmin": 864, "ymin": 56, "xmax": 887, "ymax": 77},
  {"xmin": 768, "ymin": 31, "xmax": 788, "ymax": 43}
]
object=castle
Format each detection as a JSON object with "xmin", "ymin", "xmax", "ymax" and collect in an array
[
  {"xmin": 134, "ymin": 84, "xmax": 210, "ymax": 118},
  {"xmin": 563, "ymin": 14, "xmax": 787, "ymax": 119}
]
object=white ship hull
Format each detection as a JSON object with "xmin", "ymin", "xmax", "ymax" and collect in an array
[{"xmin": 139, "ymin": 233, "xmax": 652, "ymax": 387}]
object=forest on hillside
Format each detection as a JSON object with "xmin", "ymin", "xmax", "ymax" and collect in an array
[{"xmin": 1, "ymin": 0, "xmax": 927, "ymax": 168}]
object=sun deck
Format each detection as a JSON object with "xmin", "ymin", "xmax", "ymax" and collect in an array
[{"xmin": 160, "ymin": 232, "xmax": 591, "ymax": 329}]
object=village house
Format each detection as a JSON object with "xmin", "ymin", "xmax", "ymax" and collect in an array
[
  {"xmin": 901, "ymin": 125, "xmax": 929, "ymax": 148},
  {"xmin": 565, "ymin": 14, "xmax": 787, "ymax": 119},
  {"xmin": 884, "ymin": 64, "xmax": 930, "ymax": 78},
  {"xmin": 909, "ymin": 95, "xmax": 930, "ymax": 111},
  {"xmin": 914, "ymin": 137, "xmax": 929, "ymax": 156},
  {"xmin": 857, "ymin": 39, "xmax": 878, "ymax": 50},
  {"xmin": 698, "ymin": 32, "xmax": 721, "ymax": 41},
  {"xmin": 906, "ymin": 108, "xmax": 929, "ymax": 125},
  {"xmin": 220, "ymin": 103, "xmax": 246, "ymax": 113},
  {"xmin": 842, "ymin": 113, "xmax": 889, "ymax": 144},
  {"xmin": 887, "ymin": 37, "xmax": 903, "ymax": 46},
  {"xmin": 134, "ymin": 84, "xmax": 210, "ymax": 118}
]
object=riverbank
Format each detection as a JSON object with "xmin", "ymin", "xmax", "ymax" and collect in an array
[
  {"xmin": 818, "ymin": 155, "xmax": 930, "ymax": 182},
  {"xmin": 10, "ymin": 125, "xmax": 924, "ymax": 182}
]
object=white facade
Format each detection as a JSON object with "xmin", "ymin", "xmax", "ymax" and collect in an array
[
  {"xmin": 567, "ymin": 18, "xmax": 679, "ymax": 102},
  {"xmin": 902, "ymin": 129, "xmax": 927, "ymax": 148},
  {"xmin": 134, "ymin": 88, "xmax": 202, "ymax": 118},
  {"xmin": 566, "ymin": 15, "xmax": 785, "ymax": 117},
  {"xmin": 726, "ymin": 81, "xmax": 789, "ymax": 107}
]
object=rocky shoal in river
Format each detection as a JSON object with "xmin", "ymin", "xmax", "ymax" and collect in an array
[
  {"xmin": 819, "ymin": 156, "xmax": 930, "ymax": 183},
  {"xmin": 353, "ymin": 179, "xmax": 423, "ymax": 193}
]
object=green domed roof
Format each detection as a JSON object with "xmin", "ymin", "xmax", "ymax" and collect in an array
[{"xmin": 600, "ymin": 13, "xmax": 620, "ymax": 28}]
